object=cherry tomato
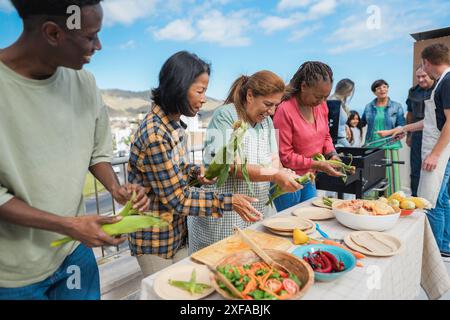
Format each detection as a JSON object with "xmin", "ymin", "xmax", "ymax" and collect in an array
[
  {"xmin": 266, "ymin": 279, "xmax": 282, "ymax": 293},
  {"xmin": 282, "ymin": 278, "xmax": 299, "ymax": 295}
]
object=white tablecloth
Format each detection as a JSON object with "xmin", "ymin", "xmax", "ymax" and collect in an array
[{"xmin": 140, "ymin": 198, "xmax": 450, "ymax": 300}]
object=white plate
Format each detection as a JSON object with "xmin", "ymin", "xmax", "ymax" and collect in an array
[
  {"xmin": 344, "ymin": 231, "xmax": 402, "ymax": 257},
  {"xmin": 153, "ymin": 264, "xmax": 214, "ymax": 300},
  {"xmin": 265, "ymin": 223, "xmax": 316, "ymax": 236},
  {"xmin": 292, "ymin": 207, "xmax": 335, "ymax": 220},
  {"xmin": 263, "ymin": 216, "xmax": 314, "ymax": 232}
]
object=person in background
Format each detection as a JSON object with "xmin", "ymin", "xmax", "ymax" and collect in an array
[
  {"xmin": 273, "ymin": 61, "xmax": 344, "ymax": 212},
  {"xmin": 346, "ymin": 110, "xmax": 364, "ymax": 147},
  {"xmin": 0, "ymin": 0, "xmax": 149, "ymax": 300},
  {"xmin": 406, "ymin": 66, "xmax": 435, "ymax": 196},
  {"xmin": 187, "ymin": 71, "xmax": 302, "ymax": 253},
  {"xmin": 327, "ymin": 79, "xmax": 355, "ymax": 147},
  {"xmin": 127, "ymin": 51, "xmax": 263, "ymax": 277},
  {"xmin": 379, "ymin": 43, "xmax": 450, "ymax": 260},
  {"xmin": 361, "ymin": 79, "xmax": 406, "ymax": 196}
]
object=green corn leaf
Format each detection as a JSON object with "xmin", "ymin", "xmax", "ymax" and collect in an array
[
  {"xmin": 118, "ymin": 191, "xmax": 137, "ymax": 217},
  {"xmin": 216, "ymin": 164, "xmax": 231, "ymax": 188},
  {"xmin": 190, "ymin": 121, "xmax": 249, "ymax": 187},
  {"xmin": 241, "ymin": 157, "xmax": 254, "ymax": 196}
]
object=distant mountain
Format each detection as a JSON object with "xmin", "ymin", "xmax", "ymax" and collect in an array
[{"xmin": 101, "ymin": 89, "xmax": 223, "ymax": 124}]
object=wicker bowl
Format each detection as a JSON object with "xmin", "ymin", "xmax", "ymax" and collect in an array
[{"xmin": 210, "ymin": 249, "xmax": 314, "ymax": 300}]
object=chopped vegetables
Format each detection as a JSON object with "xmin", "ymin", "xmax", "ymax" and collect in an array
[
  {"xmin": 215, "ymin": 262, "xmax": 301, "ymax": 300},
  {"xmin": 168, "ymin": 269, "xmax": 211, "ymax": 295},
  {"xmin": 323, "ymin": 197, "xmax": 334, "ymax": 207},
  {"xmin": 313, "ymin": 153, "xmax": 356, "ymax": 183},
  {"xmin": 190, "ymin": 121, "xmax": 253, "ymax": 193},
  {"xmin": 266, "ymin": 173, "xmax": 315, "ymax": 207}
]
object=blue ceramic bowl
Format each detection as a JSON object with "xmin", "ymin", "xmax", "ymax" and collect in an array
[{"xmin": 292, "ymin": 244, "xmax": 356, "ymax": 282}]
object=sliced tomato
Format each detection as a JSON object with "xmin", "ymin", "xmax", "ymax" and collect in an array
[
  {"xmin": 282, "ymin": 279, "xmax": 299, "ymax": 295},
  {"xmin": 278, "ymin": 270, "xmax": 289, "ymax": 278},
  {"xmin": 266, "ymin": 279, "xmax": 282, "ymax": 293}
]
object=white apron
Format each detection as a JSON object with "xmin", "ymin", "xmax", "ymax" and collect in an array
[{"xmin": 417, "ymin": 67, "xmax": 450, "ymax": 208}]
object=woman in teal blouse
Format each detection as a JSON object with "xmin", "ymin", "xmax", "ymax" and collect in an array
[{"xmin": 361, "ymin": 79, "xmax": 406, "ymax": 196}]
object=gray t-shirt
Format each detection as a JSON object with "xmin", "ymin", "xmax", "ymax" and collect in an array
[{"xmin": 0, "ymin": 61, "xmax": 112, "ymax": 288}]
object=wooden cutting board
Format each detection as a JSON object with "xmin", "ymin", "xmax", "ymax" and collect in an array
[{"xmin": 190, "ymin": 229, "xmax": 293, "ymax": 266}]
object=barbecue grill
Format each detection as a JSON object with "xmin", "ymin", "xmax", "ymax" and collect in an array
[{"xmin": 315, "ymin": 147, "xmax": 405, "ymax": 199}]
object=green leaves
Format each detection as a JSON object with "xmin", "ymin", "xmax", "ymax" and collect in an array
[
  {"xmin": 313, "ymin": 153, "xmax": 356, "ymax": 183},
  {"xmin": 168, "ymin": 269, "xmax": 211, "ymax": 295},
  {"xmin": 190, "ymin": 121, "xmax": 254, "ymax": 195}
]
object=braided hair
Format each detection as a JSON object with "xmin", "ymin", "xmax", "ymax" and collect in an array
[{"xmin": 285, "ymin": 61, "xmax": 333, "ymax": 101}]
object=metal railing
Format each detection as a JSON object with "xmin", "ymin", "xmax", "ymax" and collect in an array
[{"xmin": 90, "ymin": 147, "xmax": 204, "ymax": 263}]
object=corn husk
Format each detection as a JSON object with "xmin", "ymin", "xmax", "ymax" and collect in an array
[
  {"xmin": 190, "ymin": 121, "xmax": 253, "ymax": 194},
  {"xmin": 50, "ymin": 193, "xmax": 167, "ymax": 247},
  {"xmin": 313, "ymin": 153, "xmax": 355, "ymax": 183},
  {"xmin": 266, "ymin": 173, "xmax": 315, "ymax": 207}
]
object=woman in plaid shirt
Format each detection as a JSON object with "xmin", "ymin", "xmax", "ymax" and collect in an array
[{"xmin": 127, "ymin": 51, "xmax": 263, "ymax": 277}]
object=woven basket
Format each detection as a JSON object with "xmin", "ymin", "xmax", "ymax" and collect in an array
[{"xmin": 210, "ymin": 249, "xmax": 314, "ymax": 300}]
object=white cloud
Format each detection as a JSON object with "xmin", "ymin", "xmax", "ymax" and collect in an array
[
  {"xmin": 119, "ymin": 40, "xmax": 136, "ymax": 50},
  {"xmin": 197, "ymin": 10, "xmax": 251, "ymax": 47},
  {"xmin": 102, "ymin": 0, "xmax": 158, "ymax": 26},
  {"xmin": 152, "ymin": 9, "xmax": 251, "ymax": 47},
  {"xmin": 259, "ymin": 0, "xmax": 336, "ymax": 35},
  {"xmin": 0, "ymin": 0, "xmax": 13, "ymax": 12},
  {"xmin": 259, "ymin": 13, "xmax": 305, "ymax": 34},
  {"xmin": 278, "ymin": 0, "xmax": 311, "ymax": 11},
  {"xmin": 326, "ymin": 6, "xmax": 433, "ymax": 54},
  {"xmin": 308, "ymin": 0, "xmax": 337, "ymax": 17},
  {"xmin": 153, "ymin": 19, "xmax": 196, "ymax": 41}
]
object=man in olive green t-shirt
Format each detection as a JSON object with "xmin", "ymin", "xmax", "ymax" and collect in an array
[{"xmin": 0, "ymin": 0, "xmax": 148, "ymax": 299}]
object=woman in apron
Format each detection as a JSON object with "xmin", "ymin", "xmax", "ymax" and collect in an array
[
  {"xmin": 187, "ymin": 71, "xmax": 302, "ymax": 254},
  {"xmin": 379, "ymin": 43, "xmax": 450, "ymax": 257}
]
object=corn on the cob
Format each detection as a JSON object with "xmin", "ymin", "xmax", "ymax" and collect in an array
[
  {"xmin": 50, "ymin": 215, "xmax": 168, "ymax": 247},
  {"xmin": 266, "ymin": 173, "xmax": 315, "ymax": 207},
  {"xmin": 312, "ymin": 153, "xmax": 355, "ymax": 183},
  {"xmin": 50, "ymin": 192, "xmax": 167, "ymax": 247}
]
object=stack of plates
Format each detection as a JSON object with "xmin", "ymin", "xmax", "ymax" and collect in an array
[
  {"xmin": 344, "ymin": 231, "xmax": 402, "ymax": 257},
  {"xmin": 262, "ymin": 216, "xmax": 316, "ymax": 237}
]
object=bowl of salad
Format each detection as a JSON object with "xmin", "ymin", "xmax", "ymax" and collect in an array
[{"xmin": 210, "ymin": 249, "xmax": 314, "ymax": 300}]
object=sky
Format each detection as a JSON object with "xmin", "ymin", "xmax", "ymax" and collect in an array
[{"xmin": 1, "ymin": 0, "xmax": 449, "ymax": 113}]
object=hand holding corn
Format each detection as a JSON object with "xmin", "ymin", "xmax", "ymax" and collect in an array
[
  {"xmin": 313, "ymin": 153, "xmax": 356, "ymax": 182},
  {"xmin": 111, "ymin": 183, "xmax": 149, "ymax": 213},
  {"xmin": 51, "ymin": 192, "xmax": 168, "ymax": 248},
  {"xmin": 272, "ymin": 168, "xmax": 304, "ymax": 193},
  {"xmin": 195, "ymin": 166, "xmax": 219, "ymax": 185}
]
